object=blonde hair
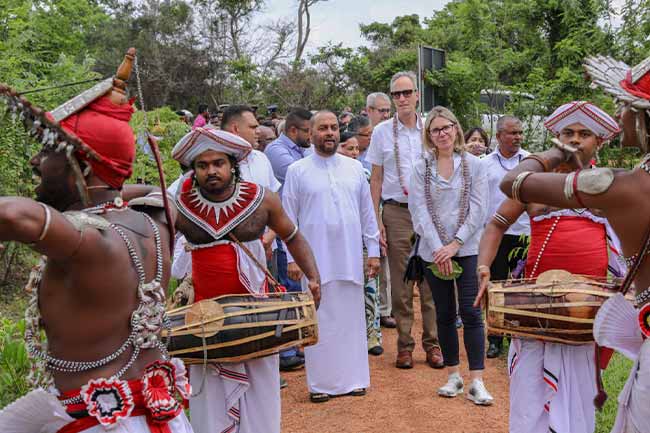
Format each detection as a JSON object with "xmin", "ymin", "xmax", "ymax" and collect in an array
[{"xmin": 423, "ymin": 106, "xmax": 465, "ymax": 156}]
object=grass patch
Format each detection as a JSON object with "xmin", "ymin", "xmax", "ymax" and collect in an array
[{"xmin": 596, "ymin": 353, "xmax": 633, "ymax": 432}]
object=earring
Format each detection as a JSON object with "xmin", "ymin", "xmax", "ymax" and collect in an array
[{"xmin": 230, "ymin": 168, "xmax": 235, "ymax": 173}]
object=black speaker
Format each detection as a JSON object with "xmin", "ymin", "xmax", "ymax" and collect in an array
[{"xmin": 418, "ymin": 45, "xmax": 446, "ymax": 113}]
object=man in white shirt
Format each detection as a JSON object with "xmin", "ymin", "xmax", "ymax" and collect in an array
[
  {"xmin": 480, "ymin": 116, "xmax": 530, "ymax": 358},
  {"xmin": 282, "ymin": 111, "xmax": 381, "ymax": 402},
  {"xmin": 366, "ymin": 71, "xmax": 442, "ymax": 369}
]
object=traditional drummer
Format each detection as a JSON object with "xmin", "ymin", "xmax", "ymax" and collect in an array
[
  {"xmin": 501, "ymin": 56, "xmax": 650, "ymax": 433},
  {"xmin": 171, "ymin": 127, "xmax": 320, "ymax": 433},
  {"xmin": 0, "ymin": 51, "xmax": 193, "ymax": 432},
  {"xmin": 475, "ymin": 101, "xmax": 623, "ymax": 433}
]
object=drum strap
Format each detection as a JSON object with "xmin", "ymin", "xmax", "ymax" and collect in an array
[
  {"xmin": 228, "ymin": 233, "xmax": 284, "ymax": 292},
  {"xmin": 620, "ymin": 223, "xmax": 650, "ymax": 295}
]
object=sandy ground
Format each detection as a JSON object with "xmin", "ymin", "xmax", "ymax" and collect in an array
[{"xmin": 281, "ymin": 296, "xmax": 510, "ymax": 433}]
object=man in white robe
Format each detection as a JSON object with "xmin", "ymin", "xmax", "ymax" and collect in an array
[{"xmin": 282, "ymin": 110, "xmax": 381, "ymax": 402}]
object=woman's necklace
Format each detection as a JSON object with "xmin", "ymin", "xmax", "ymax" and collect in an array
[{"xmin": 424, "ymin": 152, "xmax": 471, "ymax": 244}]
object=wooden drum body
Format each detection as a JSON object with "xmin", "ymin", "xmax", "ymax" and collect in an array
[
  {"xmin": 487, "ymin": 270, "xmax": 620, "ymax": 344},
  {"xmin": 164, "ymin": 292, "xmax": 318, "ymax": 363}
]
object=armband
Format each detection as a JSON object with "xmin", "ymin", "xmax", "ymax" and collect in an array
[
  {"xmin": 36, "ymin": 203, "xmax": 52, "ymax": 241},
  {"xmin": 564, "ymin": 168, "xmax": 613, "ymax": 207},
  {"xmin": 511, "ymin": 171, "xmax": 533, "ymax": 203},
  {"xmin": 492, "ymin": 212, "xmax": 511, "ymax": 228},
  {"xmin": 522, "ymin": 154, "xmax": 551, "ymax": 173},
  {"xmin": 283, "ymin": 225, "xmax": 299, "ymax": 243},
  {"xmin": 128, "ymin": 191, "xmax": 173, "ymax": 208}
]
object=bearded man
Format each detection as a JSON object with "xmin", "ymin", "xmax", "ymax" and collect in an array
[
  {"xmin": 171, "ymin": 127, "xmax": 320, "ymax": 433},
  {"xmin": 0, "ymin": 51, "xmax": 192, "ymax": 432},
  {"xmin": 282, "ymin": 111, "xmax": 380, "ymax": 402},
  {"xmin": 480, "ymin": 101, "xmax": 622, "ymax": 433},
  {"xmin": 500, "ymin": 57, "xmax": 650, "ymax": 433}
]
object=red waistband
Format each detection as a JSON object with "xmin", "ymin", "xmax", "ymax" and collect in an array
[
  {"xmin": 57, "ymin": 360, "xmax": 190, "ymax": 433},
  {"xmin": 192, "ymin": 243, "xmax": 248, "ymax": 300}
]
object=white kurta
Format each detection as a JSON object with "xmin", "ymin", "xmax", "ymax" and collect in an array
[
  {"xmin": 508, "ymin": 338, "xmax": 597, "ymax": 433},
  {"xmin": 282, "ymin": 152, "xmax": 380, "ymax": 285},
  {"xmin": 282, "ymin": 152, "xmax": 379, "ymax": 395}
]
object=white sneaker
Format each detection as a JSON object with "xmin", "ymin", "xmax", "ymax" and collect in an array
[
  {"xmin": 437, "ymin": 373, "xmax": 464, "ymax": 397},
  {"xmin": 466, "ymin": 379, "xmax": 494, "ymax": 406}
]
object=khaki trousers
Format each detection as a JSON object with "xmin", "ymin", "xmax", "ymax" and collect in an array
[{"xmin": 383, "ymin": 203, "xmax": 439, "ymax": 353}]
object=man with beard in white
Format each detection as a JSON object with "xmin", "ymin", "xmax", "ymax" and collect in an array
[{"xmin": 282, "ymin": 111, "xmax": 381, "ymax": 403}]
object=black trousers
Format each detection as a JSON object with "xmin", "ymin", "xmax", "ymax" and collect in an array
[
  {"xmin": 424, "ymin": 255, "xmax": 485, "ymax": 370},
  {"xmin": 488, "ymin": 234, "xmax": 528, "ymax": 347}
]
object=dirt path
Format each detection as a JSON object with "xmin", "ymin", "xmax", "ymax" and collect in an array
[{"xmin": 281, "ymin": 296, "xmax": 510, "ymax": 433}]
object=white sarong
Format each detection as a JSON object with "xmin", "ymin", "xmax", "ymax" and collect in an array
[
  {"xmin": 508, "ymin": 338, "xmax": 597, "ymax": 433},
  {"xmin": 0, "ymin": 388, "xmax": 193, "ymax": 433},
  {"xmin": 189, "ymin": 355, "xmax": 280, "ymax": 433},
  {"xmin": 305, "ymin": 280, "xmax": 370, "ymax": 395}
]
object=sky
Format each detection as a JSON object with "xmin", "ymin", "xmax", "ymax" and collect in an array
[
  {"xmin": 253, "ymin": 0, "xmax": 451, "ymax": 52},
  {"xmin": 252, "ymin": 0, "xmax": 627, "ymax": 54}
]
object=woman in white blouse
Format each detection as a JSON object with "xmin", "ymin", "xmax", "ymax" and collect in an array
[{"xmin": 408, "ymin": 106, "xmax": 493, "ymax": 405}]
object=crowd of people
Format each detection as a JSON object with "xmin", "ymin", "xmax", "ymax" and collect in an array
[{"xmin": 2, "ymin": 46, "xmax": 650, "ymax": 433}]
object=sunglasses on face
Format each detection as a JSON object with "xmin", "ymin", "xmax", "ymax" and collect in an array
[{"xmin": 390, "ymin": 89, "xmax": 415, "ymax": 99}]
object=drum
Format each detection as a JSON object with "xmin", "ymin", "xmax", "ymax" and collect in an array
[
  {"xmin": 487, "ymin": 270, "xmax": 621, "ymax": 344},
  {"xmin": 164, "ymin": 292, "xmax": 318, "ymax": 363}
]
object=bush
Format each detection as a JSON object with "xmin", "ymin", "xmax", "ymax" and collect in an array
[{"xmin": 0, "ymin": 319, "xmax": 30, "ymax": 409}]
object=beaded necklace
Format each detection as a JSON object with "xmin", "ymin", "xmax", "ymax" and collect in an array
[
  {"xmin": 495, "ymin": 150, "xmax": 522, "ymax": 171},
  {"xmin": 392, "ymin": 113, "xmax": 423, "ymax": 196},
  {"xmin": 424, "ymin": 152, "xmax": 471, "ymax": 244},
  {"xmin": 24, "ymin": 208, "xmax": 169, "ymax": 403}
]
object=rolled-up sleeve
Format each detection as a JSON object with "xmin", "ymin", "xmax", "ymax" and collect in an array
[{"xmin": 408, "ymin": 158, "xmax": 443, "ymax": 261}]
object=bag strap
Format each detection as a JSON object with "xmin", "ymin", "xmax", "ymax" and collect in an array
[{"xmin": 620, "ymin": 223, "xmax": 650, "ymax": 294}]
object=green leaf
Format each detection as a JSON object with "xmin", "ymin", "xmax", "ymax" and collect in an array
[{"xmin": 427, "ymin": 260, "xmax": 463, "ymax": 280}]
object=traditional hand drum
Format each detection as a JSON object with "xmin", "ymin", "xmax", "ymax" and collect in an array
[
  {"xmin": 164, "ymin": 292, "xmax": 318, "ymax": 363},
  {"xmin": 487, "ymin": 270, "xmax": 621, "ymax": 344}
]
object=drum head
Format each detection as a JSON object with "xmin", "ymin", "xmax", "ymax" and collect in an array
[{"xmin": 185, "ymin": 300, "xmax": 225, "ymax": 338}]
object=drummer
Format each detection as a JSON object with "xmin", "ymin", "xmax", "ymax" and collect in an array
[
  {"xmin": 474, "ymin": 101, "xmax": 624, "ymax": 433},
  {"xmin": 171, "ymin": 128, "xmax": 320, "ymax": 433}
]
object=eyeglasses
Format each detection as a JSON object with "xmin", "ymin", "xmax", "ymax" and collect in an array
[
  {"xmin": 370, "ymin": 107, "xmax": 392, "ymax": 114},
  {"xmin": 294, "ymin": 126, "xmax": 310, "ymax": 133},
  {"xmin": 429, "ymin": 124, "xmax": 455, "ymax": 136},
  {"xmin": 390, "ymin": 89, "xmax": 415, "ymax": 99}
]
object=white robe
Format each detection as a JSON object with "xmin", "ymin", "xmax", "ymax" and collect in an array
[
  {"xmin": 305, "ymin": 280, "xmax": 370, "ymax": 395},
  {"xmin": 282, "ymin": 152, "xmax": 379, "ymax": 395},
  {"xmin": 508, "ymin": 338, "xmax": 597, "ymax": 433}
]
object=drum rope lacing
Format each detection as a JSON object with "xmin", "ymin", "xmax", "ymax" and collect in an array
[{"xmin": 24, "ymin": 210, "xmax": 171, "ymax": 405}]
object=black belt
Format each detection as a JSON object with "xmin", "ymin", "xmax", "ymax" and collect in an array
[{"xmin": 384, "ymin": 199, "xmax": 409, "ymax": 209}]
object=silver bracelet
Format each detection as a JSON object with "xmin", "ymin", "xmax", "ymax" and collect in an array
[
  {"xmin": 283, "ymin": 225, "xmax": 299, "ymax": 243},
  {"xmin": 37, "ymin": 203, "xmax": 52, "ymax": 241}
]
